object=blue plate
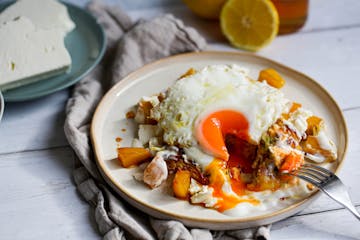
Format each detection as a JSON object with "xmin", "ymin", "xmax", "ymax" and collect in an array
[{"xmin": 0, "ymin": 1, "xmax": 106, "ymax": 102}]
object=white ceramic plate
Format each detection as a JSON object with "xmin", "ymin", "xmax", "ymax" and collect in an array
[{"xmin": 91, "ymin": 52, "xmax": 348, "ymax": 230}]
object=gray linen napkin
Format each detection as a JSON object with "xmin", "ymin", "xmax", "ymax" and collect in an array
[{"xmin": 64, "ymin": 1, "xmax": 271, "ymax": 239}]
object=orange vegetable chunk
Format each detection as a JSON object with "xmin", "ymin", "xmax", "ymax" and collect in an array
[
  {"xmin": 289, "ymin": 102, "xmax": 302, "ymax": 113},
  {"xmin": 279, "ymin": 152, "xmax": 304, "ymax": 173},
  {"xmin": 282, "ymin": 102, "xmax": 302, "ymax": 119},
  {"xmin": 117, "ymin": 147, "xmax": 152, "ymax": 168},
  {"xmin": 172, "ymin": 170, "xmax": 191, "ymax": 199},
  {"xmin": 258, "ymin": 68, "xmax": 285, "ymax": 89},
  {"xmin": 306, "ymin": 116, "xmax": 323, "ymax": 135}
]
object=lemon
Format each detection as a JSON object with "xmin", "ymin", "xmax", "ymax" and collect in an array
[
  {"xmin": 183, "ymin": 0, "xmax": 227, "ymax": 19},
  {"xmin": 220, "ymin": 0, "xmax": 279, "ymax": 51}
]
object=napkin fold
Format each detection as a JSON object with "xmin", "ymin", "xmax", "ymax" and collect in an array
[{"xmin": 64, "ymin": 1, "xmax": 271, "ymax": 239}]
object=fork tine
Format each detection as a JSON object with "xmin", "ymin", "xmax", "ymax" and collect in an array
[
  {"xmin": 294, "ymin": 169, "xmax": 325, "ymax": 182},
  {"xmin": 303, "ymin": 163, "xmax": 332, "ymax": 176},
  {"xmin": 290, "ymin": 172, "xmax": 320, "ymax": 187},
  {"xmin": 299, "ymin": 166, "xmax": 329, "ymax": 178},
  {"xmin": 294, "ymin": 164, "xmax": 360, "ymax": 220}
]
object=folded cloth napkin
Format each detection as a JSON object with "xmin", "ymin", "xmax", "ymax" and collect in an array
[{"xmin": 64, "ymin": 1, "xmax": 271, "ymax": 239}]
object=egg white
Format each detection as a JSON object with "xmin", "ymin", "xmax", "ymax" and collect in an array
[
  {"xmin": 152, "ymin": 64, "xmax": 290, "ymax": 163},
  {"xmin": 147, "ymin": 64, "xmax": 337, "ymax": 216}
]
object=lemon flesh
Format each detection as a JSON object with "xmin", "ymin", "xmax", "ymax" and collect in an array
[{"xmin": 220, "ymin": 0, "xmax": 279, "ymax": 51}]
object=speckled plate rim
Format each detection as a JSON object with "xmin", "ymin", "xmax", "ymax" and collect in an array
[
  {"xmin": 0, "ymin": 1, "xmax": 106, "ymax": 102},
  {"xmin": 91, "ymin": 51, "xmax": 348, "ymax": 229}
]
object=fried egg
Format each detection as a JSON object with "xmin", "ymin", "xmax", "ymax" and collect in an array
[
  {"xmin": 152, "ymin": 65, "xmax": 290, "ymax": 162},
  {"xmin": 140, "ymin": 64, "xmax": 337, "ymax": 216}
]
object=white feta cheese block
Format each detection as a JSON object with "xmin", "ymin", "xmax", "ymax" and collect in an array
[
  {"xmin": 0, "ymin": 0, "xmax": 75, "ymax": 36},
  {"xmin": 0, "ymin": 17, "xmax": 71, "ymax": 91}
]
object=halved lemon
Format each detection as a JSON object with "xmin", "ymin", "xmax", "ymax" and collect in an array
[{"xmin": 220, "ymin": 0, "xmax": 279, "ymax": 51}]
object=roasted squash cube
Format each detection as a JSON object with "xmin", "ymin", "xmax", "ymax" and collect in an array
[
  {"xmin": 306, "ymin": 116, "xmax": 323, "ymax": 135},
  {"xmin": 172, "ymin": 170, "xmax": 191, "ymax": 199},
  {"xmin": 258, "ymin": 68, "xmax": 285, "ymax": 89},
  {"xmin": 117, "ymin": 147, "xmax": 152, "ymax": 168}
]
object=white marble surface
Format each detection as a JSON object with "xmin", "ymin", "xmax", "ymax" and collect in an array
[{"xmin": 0, "ymin": 0, "xmax": 359, "ymax": 239}]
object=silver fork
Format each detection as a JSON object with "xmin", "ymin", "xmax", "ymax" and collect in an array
[{"xmin": 286, "ymin": 163, "xmax": 360, "ymax": 220}]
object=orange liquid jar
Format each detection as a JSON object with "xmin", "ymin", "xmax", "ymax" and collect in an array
[{"xmin": 271, "ymin": 0, "xmax": 309, "ymax": 34}]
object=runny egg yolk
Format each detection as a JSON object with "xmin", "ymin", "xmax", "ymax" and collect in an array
[
  {"xmin": 206, "ymin": 159, "xmax": 259, "ymax": 212},
  {"xmin": 197, "ymin": 110, "xmax": 259, "ymax": 211},
  {"xmin": 196, "ymin": 110, "xmax": 249, "ymax": 161}
]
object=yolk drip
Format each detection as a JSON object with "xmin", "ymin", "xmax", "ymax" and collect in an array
[
  {"xmin": 196, "ymin": 110, "xmax": 249, "ymax": 161},
  {"xmin": 197, "ymin": 110, "xmax": 258, "ymax": 211},
  {"xmin": 206, "ymin": 159, "xmax": 259, "ymax": 212}
]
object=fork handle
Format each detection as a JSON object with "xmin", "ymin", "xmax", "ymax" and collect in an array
[
  {"xmin": 342, "ymin": 202, "xmax": 360, "ymax": 220},
  {"xmin": 323, "ymin": 191, "xmax": 360, "ymax": 221}
]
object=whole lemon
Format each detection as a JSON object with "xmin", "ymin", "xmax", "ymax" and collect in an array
[{"xmin": 183, "ymin": 0, "xmax": 227, "ymax": 20}]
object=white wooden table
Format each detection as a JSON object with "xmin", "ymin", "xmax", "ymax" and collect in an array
[{"xmin": 1, "ymin": 0, "xmax": 359, "ymax": 239}]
